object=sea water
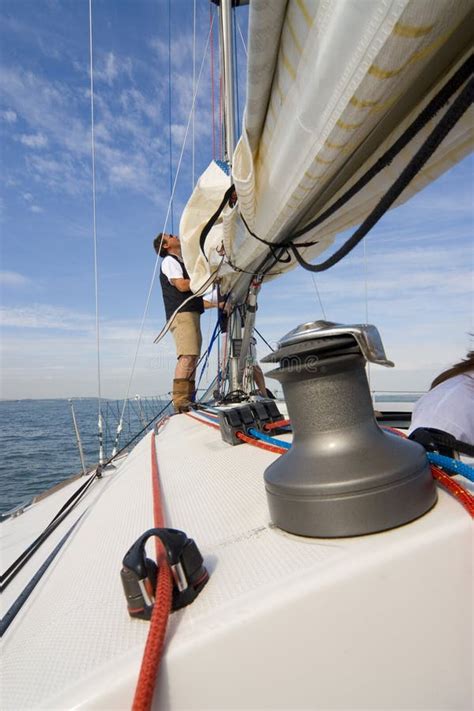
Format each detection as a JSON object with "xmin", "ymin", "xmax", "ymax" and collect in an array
[
  {"xmin": 0, "ymin": 397, "xmax": 170, "ymax": 515},
  {"xmin": 0, "ymin": 394, "xmax": 418, "ymax": 516}
]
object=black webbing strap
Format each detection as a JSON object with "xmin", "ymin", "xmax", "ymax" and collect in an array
[
  {"xmin": 290, "ymin": 73, "xmax": 474, "ymax": 272},
  {"xmin": 0, "ymin": 514, "xmax": 85, "ymax": 636},
  {"xmin": 199, "ymin": 184, "xmax": 235, "ymax": 261},
  {"xmin": 288, "ymin": 53, "xmax": 474, "ymax": 244},
  {"xmin": 409, "ymin": 427, "xmax": 474, "ymax": 458}
]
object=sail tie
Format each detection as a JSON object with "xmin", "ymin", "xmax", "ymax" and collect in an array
[
  {"xmin": 243, "ymin": 54, "xmax": 473, "ymax": 278},
  {"xmin": 288, "ymin": 72, "xmax": 474, "ymax": 273}
]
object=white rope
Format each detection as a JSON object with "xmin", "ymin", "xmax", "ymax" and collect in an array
[
  {"xmin": 88, "ymin": 0, "xmax": 104, "ymax": 466},
  {"xmin": 112, "ymin": 16, "xmax": 216, "ymax": 454},
  {"xmin": 153, "ymin": 259, "xmax": 224, "ymax": 345}
]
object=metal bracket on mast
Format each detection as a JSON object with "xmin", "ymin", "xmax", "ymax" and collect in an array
[{"xmin": 237, "ymin": 279, "xmax": 261, "ymax": 380}]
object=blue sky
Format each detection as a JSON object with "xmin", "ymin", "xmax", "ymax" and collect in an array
[{"xmin": 0, "ymin": 0, "xmax": 472, "ymax": 400}]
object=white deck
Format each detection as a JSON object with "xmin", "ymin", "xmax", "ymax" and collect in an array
[{"xmin": 1, "ymin": 411, "xmax": 472, "ymax": 710}]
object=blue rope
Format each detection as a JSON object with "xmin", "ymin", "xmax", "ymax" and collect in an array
[
  {"xmin": 196, "ymin": 321, "xmax": 221, "ymax": 392},
  {"xmin": 194, "ymin": 411, "xmax": 219, "ymax": 425},
  {"xmin": 248, "ymin": 428, "xmax": 291, "ymax": 449},
  {"xmin": 427, "ymin": 452, "xmax": 474, "ymax": 482}
]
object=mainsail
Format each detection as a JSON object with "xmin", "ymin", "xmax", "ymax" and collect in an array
[{"xmin": 181, "ymin": 0, "xmax": 473, "ymax": 296}]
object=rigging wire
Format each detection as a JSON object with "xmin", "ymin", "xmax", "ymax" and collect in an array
[
  {"xmin": 192, "ymin": 0, "xmax": 196, "ymax": 186},
  {"xmin": 254, "ymin": 326, "xmax": 274, "ymax": 353},
  {"xmin": 363, "ymin": 237, "xmax": 372, "ymax": 394},
  {"xmin": 168, "ymin": 0, "xmax": 174, "ymax": 232},
  {"xmin": 210, "ymin": 3, "xmax": 216, "ymax": 160},
  {"xmin": 236, "ymin": 16, "xmax": 247, "ymax": 58},
  {"xmin": 88, "ymin": 0, "xmax": 104, "ymax": 467},
  {"xmin": 310, "ymin": 273, "xmax": 326, "ymax": 320},
  {"xmin": 112, "ymin": 18, "xmax": 216, "ymax": 455},
  {"xmin": 0, "ymin": 398, "xmax": 176, "ymax": 594}
]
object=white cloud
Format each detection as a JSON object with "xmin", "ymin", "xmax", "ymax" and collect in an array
[
  {"xmin": 94, "ymin": 52, "xmax": 132, "ymax": 86},
  {"xmin": 0, "ymin": 309, "xmax": 171, "ymax": 399},
  {"xmin": 0, "ymin": 271, "xmax": 32, "ymax": 288},
  {"xmin": 0, "ymin": 304, "xmax": 94, "ymax": 330},
  {"xmin": 30, "ymin": 205, "xmax": 43, "ymax": 213},
  {"xmin": 1, "ymin": 109, "xmax": 17, "ymax": 123},
  {"xmin": 95, "ymin": 52, "xmax": 118, "ymax": 85},
  {"xmin": 18, "ymin": 132, "xmax": 48, "ymax": 148}
]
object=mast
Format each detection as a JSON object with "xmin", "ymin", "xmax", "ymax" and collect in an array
[
  {"xmin": 219, "ymin": 0, "xmax": 236, "ymax": 165},
  {"xmin": 216, "ymin": 0, "xmax": 246, "ymax": 392}
]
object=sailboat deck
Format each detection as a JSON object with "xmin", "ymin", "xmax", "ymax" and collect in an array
[{"xmin": 2, "ymin": 411, "xmax": 472, "ymax": 710}]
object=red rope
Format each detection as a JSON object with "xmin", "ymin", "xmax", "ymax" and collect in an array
[
  {"xmin": 185, "ymin": 412, "xmax": 220, "ymax": 430},
  {"xmin": 264, "ymin": 419, "xmax": 291, "ymax": 431},
  {"xmin": 383, "ymin": 426, "xmax": 474, "ymax": 517},
  {"xmin": 131, "ymin": 433, "xmax": 173, "ymax": 711},
  {"xmin": 236, "ymin": 431, "xmax": 287, "ymax": 454},
  {"xmin": 189, "ymin": 416, "xmax": 474, "ymax": 516},
  {"xmin": 430, "ymin": 464, "xmax": 474, "ymax": 517}
]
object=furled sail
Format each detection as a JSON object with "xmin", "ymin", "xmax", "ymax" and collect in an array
[{"xmin": 182, "ymin": 0, "xmax": 473, "ymax": 296}]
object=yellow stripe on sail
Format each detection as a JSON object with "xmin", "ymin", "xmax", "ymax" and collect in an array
[
  {"xmin": 316, "ymin": 156, "xmax": 335, "ymax": 165},
  {"xmin": 325, "ymin": 139, "xmax": 351, "ymax": 153},
  {"xmin": 295, "ymin": 0, "xmax": 314, "ymax": 28},
  {"xmin": 337, "ymin": 118, "xmax": 364, "ymax": 131},
  {"xmin": 393, "ymin": 21, "xmax": 435, "ymax": 38},
  {"xmin": 369, "ymin": 32, "xmax": 449, "ymax": 80},
  {"xmin": 281, "ymin": 48, "xmax": 297, "ymax": 82},
  {"xmin": 369, "ymin": 97, "xmax": 396, "ymax": 114},
  {"xmin": 350, "ymin": 95, "xmax": 397, "ymax": 113},
  {"xmin": 286, "ymin": 17, "xmax": 304, "ymax": 56},
  {"xmin": 295, "ymin": 182, "xmax": 314, "ymax": 195},
  {"xmin": 350, "ymin": 96, "xmax": 380, "ymax": 109}
]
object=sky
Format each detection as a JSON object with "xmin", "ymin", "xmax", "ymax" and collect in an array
[{"xmin": 0, "ymin": 0, "xmax": 472, "ymax": 401}]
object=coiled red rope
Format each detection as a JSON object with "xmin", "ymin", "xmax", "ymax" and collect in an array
[{"xmin": 131, "ymin": 432, "xmax": 173, "ymax": 711}]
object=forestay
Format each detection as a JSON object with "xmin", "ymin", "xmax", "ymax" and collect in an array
[{"xmin": 181, "ymin": 0, "xmax": 473, "ymax": 295}]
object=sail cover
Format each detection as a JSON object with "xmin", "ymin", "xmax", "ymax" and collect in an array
[{"xmin": 182, "ymin": 0, "xmax": 473, "ymax": 295}]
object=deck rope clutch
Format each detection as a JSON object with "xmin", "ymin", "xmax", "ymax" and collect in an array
[
  {"xmin": 120, "ymin": 527, "xmax": 209, "ymax": 620},
  {"xmin": 261, "ymin": 321, "xmax": 437, "ymax": 537}
]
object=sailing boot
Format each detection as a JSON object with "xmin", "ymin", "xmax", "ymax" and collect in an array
[
  {"xmin": 172, "ymin": 378, "xmax": 192, "ymax": 413},
  {"xmin": 188, "ymin": 379, "xmax": 196, "ymax": 405}
]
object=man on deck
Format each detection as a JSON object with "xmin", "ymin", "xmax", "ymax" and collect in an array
[{"xmin": 154, "ymin": 232, "xmax": 205, "ymax": 412}]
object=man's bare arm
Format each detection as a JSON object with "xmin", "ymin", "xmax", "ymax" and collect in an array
[{"xmin": 170, "ymin": 277, "xmax": 191, "ymax": 292}]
